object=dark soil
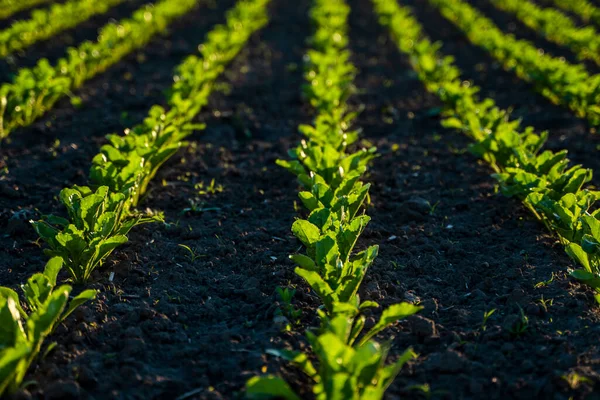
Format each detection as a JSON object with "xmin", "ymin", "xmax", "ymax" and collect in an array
[{"xmin": 1, "ymin": 0, "xmax": 600, "ymax": 399}]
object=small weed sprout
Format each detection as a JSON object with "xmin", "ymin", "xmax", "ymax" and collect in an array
[
  {"xmin": 481, "ymin": 308, "xmax": 496, "ymax": 331},
  {"xmin": 195, "ymin": 179, "xmax": 224, "ymax": 196},
  {"xmin": 538, "ymin": 296, "xmax": 553, "ymax": 313},
  {"xmin": 428, "ymin": 200, "xmax": 440, "ymax": 215},
  {"xmin": 275, "ymin": 286, "xmax": 301, "ymax": 325},
  {"xmin": 562, "ymin": 372, "xmax": 592, "ymax": 389},
  {"xmin": 534, "ymin": 272, "xmax": 556, "ymax": 288},
  {"xmin": 178, "ymin": 244, "xmax": 203, "ymax": 263},
  {"xmin": 509, "ymin": 306, "xmax": 529, "ymax": 336}
]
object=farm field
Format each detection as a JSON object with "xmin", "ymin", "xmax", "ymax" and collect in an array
[{"xmin": 1, "ymin": 0, "xmax": 600, "ymax": 398}]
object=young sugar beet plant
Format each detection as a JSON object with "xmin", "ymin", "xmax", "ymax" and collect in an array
[
  {"xmin": 427, "ymin": 0, "xmax": 600, "ymax": 126},
  {"xmin": 0, "ymin": 257, "xmax": 96, "ymax": 396},
  {"xmin": 491, "ymin": 0, "xmax": 600, "ymax": 66},
  {"xmin": 0, "ymin": 0, "xmax": 126, "ymax": 58},
  {"xmin": 0, "ymin": 0, "xmax": 199, "ymax": 141},
  {"xmin": 0, "ymin": 0, "xmax": 51, "ymax": 20},
  {"xmin": 246, "ymin": 1, "xmax": 421, "ymax": 398},
  {"xmin": 372, "ymin": 0, "xmax": 600, "ymax": 300},
  {"xmin": 32, "ymin": 0, "xmax": 272, "ymax": 284}
]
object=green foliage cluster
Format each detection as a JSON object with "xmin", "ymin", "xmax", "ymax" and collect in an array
[
  {"xmin": 0, "ymin": 0, "xmax": 199, "ymax": 141},
  {"xmin": 551, "ymin": 0, "xmax": 600, "ymax": 26},
  {"xmin": 0, "ymin": 258, "xmax": 96, "ymax": 395},
  {"xmin": 492, "ymin": 0, "xmax": 600, "ymax": 65},
  {"xmin": 0, "ymin": 0, "xmax": 126, "ymax": 58},
  {"xmin": 429, "ymin": 0, "xmax": 600, "ymax": 125},
  {"xmin": 33, "ymin": 0, "xmax": 271, "ymax": 284},
  {"xmin": 0, "ymin": 0, "xmax": 50, "ymax": 20},
  {"xmin": 246, "ymin": 1, "xmax": 421, "ymax": 398},
  {"xmin": 373, "ymin": 0, "xmax": 600, "ymax": 296}
]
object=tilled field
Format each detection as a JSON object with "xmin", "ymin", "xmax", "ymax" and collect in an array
[{"xmin": 1, "ymin": 0, "xmax": 600, "ymax": 399}]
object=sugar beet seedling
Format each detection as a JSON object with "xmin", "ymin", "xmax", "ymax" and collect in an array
[{"xmin": 0, "ymin": 257, "xmax": 96, "ymax": 396}]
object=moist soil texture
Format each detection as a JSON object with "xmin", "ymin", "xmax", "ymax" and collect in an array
[{"xmin": 1, "ymin": 0, "xmax": 600, "ymax": 399}]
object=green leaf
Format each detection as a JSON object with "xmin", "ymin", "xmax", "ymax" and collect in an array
[
  {"xmin": 0, "ymin": 298, "xmax": 25, "ymax": 347},
  {"xmin": 91, "ymin": 235, "xmax": 128, "ymax": 268},
  {"xmin": 22, "ymin": 273, "xmax": 53, "ymax": 311},
  {"xmin": 56, "ymin": 227, "xmax": 87, "ymax": 257},
  {"xmin": 298, "ymin": 191, "xmax": 319, "ymax": 211},
  {"xmin": 566, "ymin": 243, "xmax": 592, "ymax": 273},
  {"xmin": 308, "ymin": 208, "xmax": 333, "ymax": 231},
  {"xmin": 0, "ymin": 345, "xmax": 31, "ymax": 396},
  {"xmin": 291, "ymin": 220, "xmax": 321, "ymax": 248},
  {"xmin": 61, "ymin": 289, "xmax": 97, "ymax": 323},
  {"xmin": 358, "ymin": 303, "xmax": 422, "ymax": 346},
  {"xmin": 377, "ymin": 348, "xmax": 417, "ymax": 393},
  {"xmin": 31, "ymin": 221, "xmax": 59, "ymax": 247},
  {"xmin": 337, "ymin": 215, "xmax": 370, "ymax": 261},
  {"xmin": 358, "ymin": 300, "xmax": 379, "ymax": 311},
  {"xmin": 0, "ymin": 289, "xmax": 25, "ymax": 318},
  {"xmin": 276, "ymin": 159, "xmax": 306, "ymax": 179},
  {"xmin": 265, "ymin": 349, "xmax": 317, "ymax": 379},
  {"xmin": 570, "ymin": 269, "xmax": 600, "ymax": 290},
  {"xmin": 295, "ymin": 267, "xmax": 336, "ymax": 310},
  {"xmin": 352, "ymin": 341, "xmax": 383, "ymax": 390},
  {"xmin": 323, "ymin": 372, "xmax": 355, "ymax": 400},
  {"xmin": 348, "ymin": 314, "xmax": 366, "ymax": 346},
  {"xmin": 314, "ymin": 331, "xmax": 350, "ymax": 374},
  {"xmin": 289, "ymin": 254, "xmax": 317, "ymax": 271},
  {"xmin": 315, "ymin": 235, "xmax": 339, "ymax": 272},
  {"xmin": 27, "ymin": 287, "xmax": 70, "ymax": 343},
  {"xmin": 442, "ymin": 117, "xmax": 463, "ymax": 129},
  {"xmin": 42, "ymin": 257, "xmax": 64, "ymax": 287},
  {"xmin": 245, "ymin": 376, "xmax": 301, "ymax": 400}
]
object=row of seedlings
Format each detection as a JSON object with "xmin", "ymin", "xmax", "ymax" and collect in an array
[
  {"xmin": 550, "ymin": 0, "xmax": 600, "ymax": 26},
  {"xmin": 0, "ymin": 0, "xmax": 51, "ymax": 20},
  {"xmin": 0, "ymin": 0, "xmax": 199, "ymax": 141},
  {"xmin": 0, "ymin": 0, "xmax": 126, "ymax": 58},
  {"xmin": 427, "ymin": 0, "xmax": 600, "ymax": 126},
  {"xmin": 246, "ymin": 0, "xmax": 421, "ymax": 398},
  {"xmin": 491, "ymin": 0, "xmax": 600, "ymax": 65},
  {"xmin": 373, "ymin": 0, "xmax": 600, "ymax": 299},
  {"xmin": 0, "ymin": 0, "xmax": 271, "ymax": 395}
]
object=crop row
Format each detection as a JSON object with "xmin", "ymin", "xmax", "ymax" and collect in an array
[
  {"xmin": 0, "ymin": 0, "xmax": 126, "ymax": 58},
  {"xmin": 32, "ymin": 0, "xmax": 270, "ymax": 284},
  {"xmin": 0, "ymin": 0, "xmax": 270, "ymax": 395},
  {"xmin": 0, "ymin": 0, "xmax": 199, "ymax": 141},
  {"xmin": 373, "ymin": 0, "xmax": 600, "ymax": 298},
  {"xmin": 0, "ymin": 0, "xmax": 51, "ymax": 20},
  {"xmin": 551, "ymin": 0, "xmax": 600, "ymax": 26},
  {"xmin": 428, "ymin": 0, "xmax": 600, "ymax": 126},
  {"xmin": 492, "ymin": 0, "xmax": 600, "ymax": 65},
  {"xmin": 246, "ymin": 0, "xmax": 420, "ymax": 398}
]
